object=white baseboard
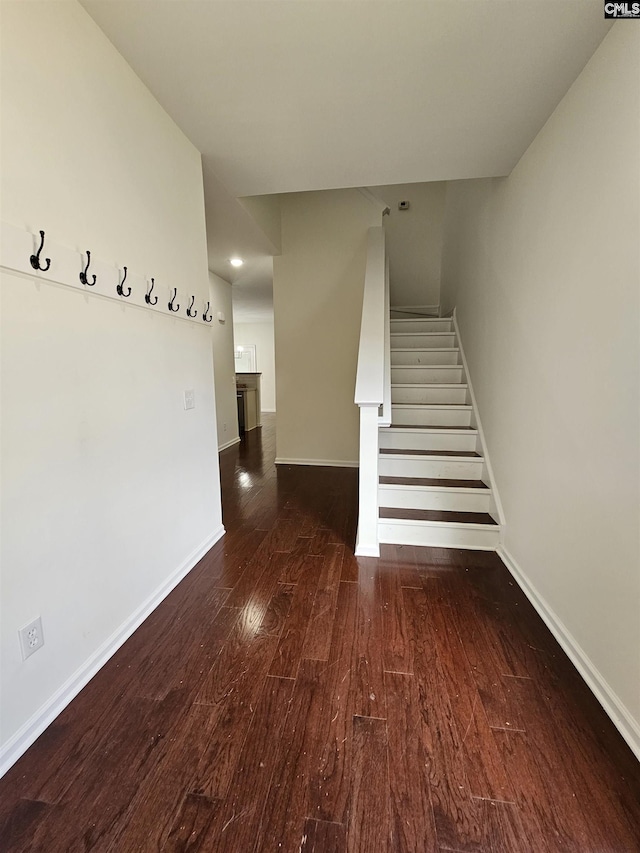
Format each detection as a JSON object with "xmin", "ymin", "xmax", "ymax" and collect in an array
[
  {"xmin": 275, "ymin": 457, "xmax": 359, "ymax": 468},
  {"xmin": 218, "ymin": 436, "xmax": 241, "ymax": 452},
  {"xmin": 0, "ymin": 525, "xmax": 225, "ymax": 778},
  {"xmin": 261, "ymin": 408, "xmax": 276, "ymax": 414},
  {"xmin": 498, "ymin": 545, "xmax": 640, "ymax": 762},
  {"xmin": 354, "ymin": 543, "xmax": 380, "ymax": 557}
]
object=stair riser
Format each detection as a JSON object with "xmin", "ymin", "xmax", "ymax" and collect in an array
[
  {"xmin": 390, "ymin": 319, "xmax": 452, "ymax": 333},
  {"xmin": 390, "ymin": 350, "xmax": 460, "ymax": 366},
  {"xmin": 379, "ymin": 456, "xmax": 483, "ymax": 479},
  {"xmin": 379, "ymin": 431, "xmax": 477, "ymax": 452},
  {"xmin": 391, "ymin": 366, "xmax": 463, "ymax": 384},
  {"xmin": 378, "ymin": 486, "xmax": 492, "ymax": 513},
  {"xmin": 391, "ymin": 333, "xmax": 456, "ymax": 348},
  {"xmin": 391, "ymin": 406, "xmax": 472, "ymax": 426},
  {"xmin": 392, "ymin": 386, "xmax": 468, "ymax": 404},
  {"xmin": 378, "ymin": 520, "xmax": 500, "ymax": 550}
]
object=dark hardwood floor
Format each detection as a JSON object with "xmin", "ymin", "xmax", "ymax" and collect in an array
[{"xmin": 1, "ymin": 414, "xmax": 639, "ymax": 851}]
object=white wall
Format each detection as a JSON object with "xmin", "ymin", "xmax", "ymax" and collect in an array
[
  {"xmin": 440, "ymin": 26, "xmax": 640, "ymax": 756},
  {"xmin": 0, "ymin": 1, "xmax": 223, "ymax": 771},
  {"xmin": 374, "ymin": 182, "xmax": 446, "ymax": 309},
  {"xmin": 233, "ymin": 320, "xmax": 276, "ymax": 413},
  {"xmin": 210, "ymin": 272, "xmax": 240, "ymax": 448},
  {"xmin": 273, "ymin": 190, "xmax": 382, "ymax": 465}
]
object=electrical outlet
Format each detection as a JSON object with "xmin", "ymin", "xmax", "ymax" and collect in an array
[
  {"xmin": 184, "ymin": 389, "xmax": 195, "ymax": 410},
  {"xmin": 19, "ymin": 616, "xmax": 44, "ymax": 660},
  {"xmin": 224, "ymin": 422, "xmax": 228, "ymax": 432}
]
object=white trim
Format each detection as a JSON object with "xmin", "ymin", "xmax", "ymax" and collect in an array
[
  {"xmin": 354, "ymin": 543, "xmax": 380, "ymax": 558},
  {"xmin": 0, "ymin": 526, "xmax": 225, "ymax": 778},
  {"xmin": 452, "ymin": 308, "xmax": 506, "ymax": 526},
  {"xmin": 260, "ymin": 408, "xmax": 276, "ymax": 413},
  {"xmin": 218, "ymin": 436, "xmax": 241, "ymax": 452},
  {"xmin": 498, "ymin": 545, "xmax": 640, "ymax": 762},
  {"xmin": 275, "ymin": 457, "xmax": 359, "ymax": 468},
  {"xmin": 357, "ymin": 187, "xmax": 390, "ymax": 216}
]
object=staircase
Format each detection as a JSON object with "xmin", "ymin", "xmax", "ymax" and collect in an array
[{"xmin": 377, "ymin": 313, "xmax": 501, "ymax": 550}]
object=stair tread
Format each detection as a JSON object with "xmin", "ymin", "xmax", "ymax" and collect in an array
[
  {"xmin": 380, "ymin": 448, "xmax": 481, "ymax": 458},
  {"xmin": 380, "ymin": 476, "xmax": 489, "ymax": 489},
  {"xmin": 379, "ymin": 507, "xmax": 497, "ymax": 525}
]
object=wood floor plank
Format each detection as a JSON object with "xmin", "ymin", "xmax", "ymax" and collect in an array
[
  {"xmin": 351, "ymin": 564, "xmax": 386, "ymax": 718},
  {"xmin": 386, "ymin": 671, "xmax": 438, "ymax": 853},
  {"xmin": 198, "ymin": 675, "xmax": 295, "ymax": 852},
  {"xmin": 308, "ymin": 582, "xmax": 359, "ymax": 823},
  {"xmin": 189, "ymin": 633, "xmax": 282, "ymax": 799},
  {"xmin": 421, "ymin": 577, "xmax": 512, "ymax": 803},
  {"xmin": 380, "ymin": 543, "xmax": 423, "ymax": 588},
  {"xmin": 276, "ymin": 536, "xmax": 314, "ymax": 583},
  {"xmin": 302, "ymin": 544, "xmax": 344, "ymax": 661},
  {"xmin": 0, "ymin": 798, "xmax": 63, "ymax": 852},
  {"xmin": 307, "ymin": 526, "xmax": 332, "ymax": 557},
  {"xmin": 379, "ymin": 562, "xmax": 413, "ymax": 674},
  {"xmin": 346, "ymin": 715, "xmax": 390, "ymax": 853},
  {"xmin": 255, "ymin": 659, "xmax": 327, "ymax": 853},
  {"xmin": 162, "ymin": 793, "xmax": 222, "ymax": 853},
  {"xmin": 339, "ymin": 548, "xmax": 359, "ymax": 582},
  {"xmin": 475, "ymin": 798, "xmax": 529, "ymax": 853},
  {"xmin": 269, "ymin": 556, "xmax": 323, "ymax": 678},
  {"xmin": 403, "ymin": 586, "xmax": 483, "ymax": 852},
  {"xmin": 300, "ymin": 817, "xmax": 347, "ymax": 852}
]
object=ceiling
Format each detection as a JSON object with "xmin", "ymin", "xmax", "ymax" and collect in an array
[{"xmin": 81, "ymin": 0, "xmax": 611, "ymax": 321}]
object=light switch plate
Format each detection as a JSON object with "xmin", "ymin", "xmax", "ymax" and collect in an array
[{"xmin": 184, "ymin": 389, "xmax": 195, "ymax": 410}]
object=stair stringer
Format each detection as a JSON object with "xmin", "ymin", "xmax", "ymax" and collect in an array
[{"xmin": 452, "ymin": 307, "xmax": 506, "ymax": 530}]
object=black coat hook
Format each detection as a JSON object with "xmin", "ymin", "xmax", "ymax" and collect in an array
[
  {"xmin": 117, "ymin": 266, "xmax": 131, "ymax": 298},
  {"xmin": 203, "ymin": 301, "xmax": 213, "ymax": 322},
  {"xmin": 30, "ymin": 230, "xmax": 51, "ymax": 272},
  {"xmin": 168, "ymin": 288, "xmax": 179, "ymax": 312},
  {"xmin": 186, "ymin": 295, "xmax": 197, "ymax": 318},
  {"xmin": 145, "ymin": 278, "xmax": 158, "ymax": 305},
  {"xmin": 79, "ymin": 250, "xmax": 96, "ymax": 286}
]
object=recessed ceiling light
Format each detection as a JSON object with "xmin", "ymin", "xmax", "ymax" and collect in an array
[{"xmin": 230, "ymin": 258, "xmax": 244, "ymax": 267}]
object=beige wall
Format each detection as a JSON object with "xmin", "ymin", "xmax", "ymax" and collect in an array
[
  {"xmin": 1, "ymin": 1, "xmax": 222, "ymax": 767},
  {"xmin": 441, "ymin": 26, "xmax": 639, "ymax": 753},
  {"xmin": 273, "ymin": 190, "xmax": 381, "ymax": 465},
  {"xmin": 210, "ymin": 272, "xmax": 240, "ymax": 447},
  {"xmin": 375, "ymin": 182, "xmax": 446, "ymax": 309},
  {"xmin": 234, "ymin": 320, "xmax": 277, "ymax": 412}
]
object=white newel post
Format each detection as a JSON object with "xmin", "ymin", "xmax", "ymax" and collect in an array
[
  {"xmin": 354, "ymin": 225, "xmax": 386, "ymax": 558},
  {"xmin": 355, "ymin": 403, "xmax": 380, "ymax": 557}
]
